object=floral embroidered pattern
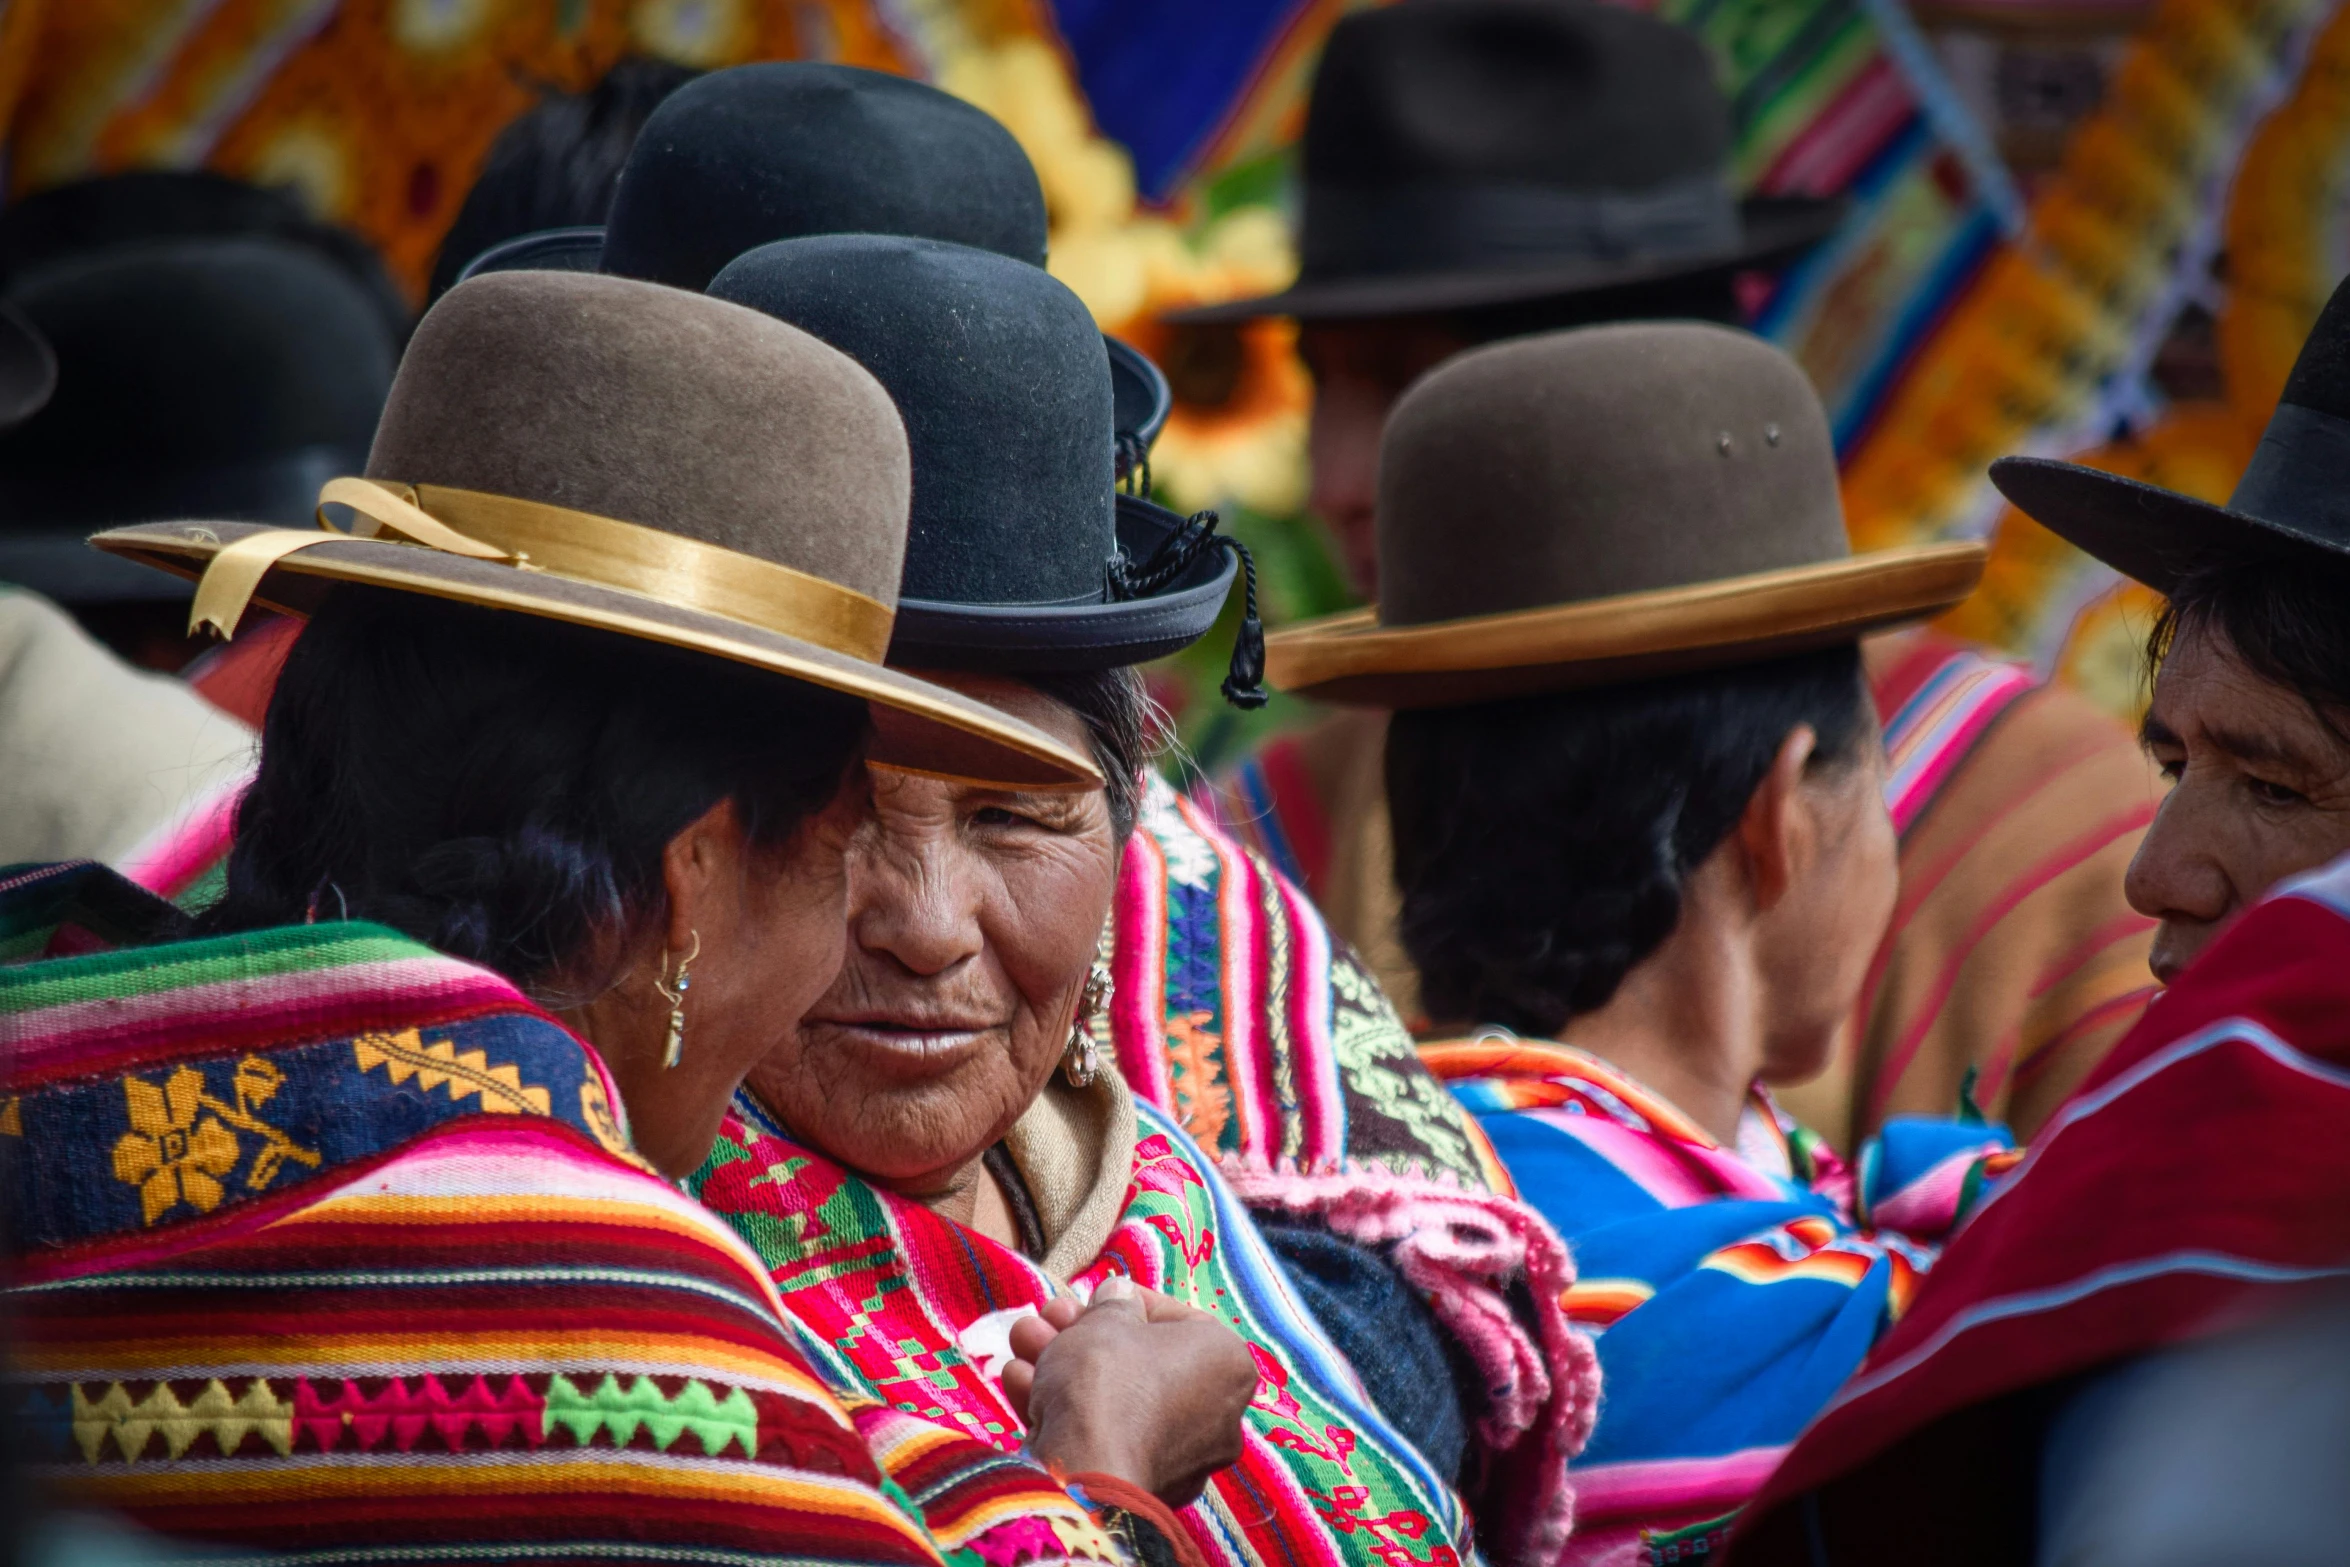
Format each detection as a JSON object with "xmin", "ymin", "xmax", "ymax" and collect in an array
[{"xmin": 110, "ymin": 1058, "xmax": 319, "ymax": 1225}]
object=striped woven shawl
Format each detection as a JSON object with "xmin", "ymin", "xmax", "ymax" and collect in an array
[{"xmin": 0, "ymin": 863, "xmax": 1120, "ymax": 1567}]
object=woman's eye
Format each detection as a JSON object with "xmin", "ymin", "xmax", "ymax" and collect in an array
[
  {"xmin": 2155, "ymin": 757, "xmax": 2184, "ymax": 783},
  {"xmin": 2246, "ymin": 776, "xmax": 2307, "ymax": 807},
  {"xmin": 971, "ymin": 805, "xmax": 1036, "ymax": 829}
]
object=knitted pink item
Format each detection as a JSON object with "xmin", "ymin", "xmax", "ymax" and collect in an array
[{"xmin": 1219, "ymin": 1159, "xmax": 1601, "ymax": 1566}]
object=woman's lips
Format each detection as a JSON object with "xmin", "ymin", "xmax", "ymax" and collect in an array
[{"xmin": 811, "ymin": 1017, "xmax": 998, "ymax": 1068}]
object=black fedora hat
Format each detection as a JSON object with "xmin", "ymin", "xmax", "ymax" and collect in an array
[
  {"xmin": 1993, "ymin": 275, "xmax": 2350, "ymax": 593},
  {"xmin": 0, "ymin": 234, "xmax": 397, "ymax": 605},
  {"xmin": 1175, "ymin": 0, "xmax": 1842, "ymax": 326},
  {"xmin": 456, "ymin": 62, "xmax": 1170, "ymax": 473},
  {"xmin": 0, "ymin": 303, "xmax": 56, "ymax": 432},
  {"xmin": 709, "ymin": 234, "xmax": 1258, "ymax": 692}
]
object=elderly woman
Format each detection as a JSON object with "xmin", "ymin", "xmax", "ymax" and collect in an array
[
  {"xmin": 1259, "ymin": 322, "xmax": 2014, "ymax": 1563},
  {"xmin": 1734, "ymin": 278, "xmax": 2350, "ymax": 1566},
  {"xmin": 1, "ymin": 272, "xmax": 1247, "ymax": 1565},
  {"xmin": 685, "ymin": 234, "xmax": 1551, "ymax": 1566}
]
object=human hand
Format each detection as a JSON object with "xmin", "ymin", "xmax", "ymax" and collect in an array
[{"xmin": 1000, "ymin": 1275, "xmax": 1256, "ymax": 1508}]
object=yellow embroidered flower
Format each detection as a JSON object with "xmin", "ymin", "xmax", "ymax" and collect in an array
[{"xmin": 111, "ymin": 1067, "xmax": 243, "ymax": 1226}]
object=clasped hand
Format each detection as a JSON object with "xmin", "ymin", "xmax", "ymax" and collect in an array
[{"xmin": 1000, "ymin": 1274, "xmax": 1257, "ymax": 1508}]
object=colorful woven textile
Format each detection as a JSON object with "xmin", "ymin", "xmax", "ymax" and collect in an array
[
  {"xmin": 0, "ymin": 862, "xmax": 1120, "ymax": 1567},
  {"xmin": 1424, "ymin": 1037, "xmax": 2012, "ymax": 1566},
  {"xmin": 1108, "ymin": 774, "xmax": 1586, "ymax": 1518},
  {"xmin": 1780, "ymin": 633, "xmax": 2160, "ymax": 1146},
  {"xmin": 1734, "ymin": 849, "xmax": 2350, "ymax": 1565},
  {"xmin": 690, "ymin": 1087, "xmax": 1565, "ymax": 1567}
]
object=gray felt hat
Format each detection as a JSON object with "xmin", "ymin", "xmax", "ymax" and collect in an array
[{"xmin": 86, "ymin": 270, "xmax": 1098, "ymax": 788}]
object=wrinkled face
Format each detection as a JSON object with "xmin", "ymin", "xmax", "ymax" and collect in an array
[
  {"xmin": 745, "ymin": 676, "xmax": 1121, "ymax": 1191},
  {"xmin": 1301, "ymin": 320, "xmax": 1469, "ymax": 600},
  {"xmin": 1755, "ymin": 737, "xmax": 1899, "ymax": 1086},
  {"xmin": 2128, "ymin": 621, "xmax": 2350, "ymax": 984}
]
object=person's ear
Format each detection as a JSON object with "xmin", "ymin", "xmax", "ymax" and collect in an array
[
  {"xmin": 660, "ymin": 797, "xmax": 746, "ymax": 955},
  {"xmin": 1735, "ymin": 725, "xmax": 1819, "ymax": 914}
]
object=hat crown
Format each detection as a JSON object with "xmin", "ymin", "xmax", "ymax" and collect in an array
[
  {"xmin": 1307, "ymin": 0, "xmax": 1731, "ymax": 195},
  {"xmin": 602, "ymin": 63, "xmax": 1047, "ymax": 292},
  {"xmin": 710, "ymin": 235, "xmax": 1114, "ymax": 610},
  {"xmin": 1377, "ymin": 322, "xmax": 1846, "ymax": 628},
  {"xmin": 369, "ymin": 270, "xmax": 909, "ymax": 606}
]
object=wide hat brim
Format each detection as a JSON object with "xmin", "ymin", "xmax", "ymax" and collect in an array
[
  {"xmin": 1986, "ymin": 455, "xmax": 2347, "ymax": 595},
  {"xmin": 1169, "ymin": 196, "xmax": 1843, "ymax": 326},
  {"xmin": 0, "ymin": 303, "xmax": 57, "ymax": 430},
  {"xmin": 89, "ymin": 520, "xmax": 1102, "ymax": 789},
  {"xmin": 1267, "ymin": 542, "xmax": 1986, "ymax": 707},
  {"xmin": 458, "ymin": 227, "xmax": 1172, "ymax": 457},
  {"xmin": 889, "ymin": 493, "xmax": 1237, "ymax": 672}
]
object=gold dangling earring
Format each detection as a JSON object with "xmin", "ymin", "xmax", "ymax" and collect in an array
[
  {"xmin": 1061, "ymin": 959, "xmax": 1112, "ymax": 1087},
  {"xmin": 653, "ymin": 930, "xmax": 700, "ymax": 1070}
]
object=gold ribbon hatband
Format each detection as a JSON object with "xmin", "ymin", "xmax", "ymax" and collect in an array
[{"xmin": 188, "ymin": 477, "xmax": 895, "ymax": 663}]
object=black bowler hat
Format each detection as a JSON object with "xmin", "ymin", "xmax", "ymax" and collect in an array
[
  {"xmin": 458, "ymin": 62, "xmax": 1170, "ymax": 474},
  {"xmin": 710, "ymin": 234, "xmax": 1258, "ymax": 694},
  {"xmin": 1176, "ymin": 0, "xmax": 1841, "ymax": 325},
  {"xmin": 1994, "ymin": 275, "xmax": 2350, "ymax": 592},
  {"xmin": 0, "ymin": 235, "xmax": 398, "ymax": 605}
]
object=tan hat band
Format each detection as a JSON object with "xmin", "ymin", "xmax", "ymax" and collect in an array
[{"xmin": 187, "ymin": 477, "xmax": 897, "ymax": 662}]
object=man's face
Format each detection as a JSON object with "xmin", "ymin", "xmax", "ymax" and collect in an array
[{"xmin": 1300, "ymin": 319, "xmax": 1470, "ymax": 601}]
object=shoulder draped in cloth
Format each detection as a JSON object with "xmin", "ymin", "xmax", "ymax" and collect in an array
[
  {"xmin": 0, "ymin": 861, "xmax": 1127, "ymax": 1567},
  {"xmin": 691, "ymin": 1083, "xmax": 1574, "ymax": 1567},
  {"xmin": 1424, "ymin": 1037, "xmax": 2011, "ymax": 1565},
  {"xmin": 1730, "ymin": 849, "xmax": 2350, "ymax": 1567},
  {"xmin": 1106, "ymin": 772, "xmax": 1586, "ymax": 1533},
  {"xmin": 1202, "ymin": 632, "xmax": 2161, "ymax": 1145}
]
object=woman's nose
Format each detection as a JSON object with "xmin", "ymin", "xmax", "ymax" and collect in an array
[{"xmin": 848, "ymin": 837, "xmax": 986, "ymax": 976}]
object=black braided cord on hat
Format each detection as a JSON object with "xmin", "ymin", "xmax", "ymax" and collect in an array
[
  {"xmin": 1115, "ymin": 432, "xmax": 1152, "ymax": 498},
  {"xmin": 1106, "ymin": 506, "xmax": 1268, "ymax": 709}
]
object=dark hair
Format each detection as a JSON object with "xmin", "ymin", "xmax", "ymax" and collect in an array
[
  {"xmin": 2150, "ymin": 546, "xmax": 2350, "ymax": 737},
  {"xmin": 426, "ymin": 57, "xmax": 700, "ymax": 303},
  {"xmin": 1020, "ymin": 665, "xmax": 1156, "ymax": 841},
  {"xmin": 201, "ymin": 586, "xmax": 865, "ymax": 1000},
  {"xmin": 1387, "ymin": 644, "xmax": 1872, "ymax": 1036}
]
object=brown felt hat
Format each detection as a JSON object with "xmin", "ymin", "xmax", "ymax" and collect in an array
[
  {"xmin": 1267, "ymin": 322, "xmax": 1986, "ymax": 706},
  {"xmin": 88, "ymin": 269, "xmax": 1097, "ymax": 787}
]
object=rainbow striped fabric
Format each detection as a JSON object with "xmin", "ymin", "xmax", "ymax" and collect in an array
[
  {"xmin": 1424, "ymin": 1037, "xmax": 2012, "ymax": 1566},
  {"xmin": 0, "ymin": 862, "xmax": 1118, "ymax": 1567},
  {"xmin": 692, "ymin": 1088, "xmax": 1511, "ymax": 1567}
]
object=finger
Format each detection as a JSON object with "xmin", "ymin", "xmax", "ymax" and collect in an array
[
  {"xmin": 1039, "ymin": 1294, "xmax": 1084, "ymax": 1330},
  {"xmin": 1138, "ymin": 1287, "xmax": 1213, "ymax": 1325},
  {"xmin": 1084, "ymin": 1275, "xmax": 1146, "ymax": 1321},
  {"xmin": 1008, "ymin": 1314, "xmax": 1061, "ymax": 1362},
  {"xmin": 1000, "ymin": 1359, "xmax": 1034, "ymax": 1421}
]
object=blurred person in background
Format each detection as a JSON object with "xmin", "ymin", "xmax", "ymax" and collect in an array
[
  {"xmin": 0, "ymin": 174, "xmax": 402, "ymax": 875},
  {"xmin": 1191, "ymin": 0, "xmax": 2161, "ymax": 1148},
  {"xmin": 1264, "ymin": 321, "xmax": 2008, "ymax": 1560},
  {"xmin": 1732, "ymin": 272, "xmax": 2350, "ymax": 1567},
  {"xmin": 424, "ymin": 55, "xmax": 697, "ymax": 302}
]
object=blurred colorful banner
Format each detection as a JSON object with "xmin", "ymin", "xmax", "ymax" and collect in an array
[{"xmin": 2, "ymin": 0, "xmax": 2342, "ymax": 754}]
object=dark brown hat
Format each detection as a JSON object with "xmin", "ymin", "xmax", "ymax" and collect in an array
[
  {"xmin": 1174, "ymin": 0, "xmax": 1840, "ymax": 326},
  {"xmin": 87, "ymin": 269, "xmax": 1097, "ymax": 788},
  {"xmin": 1267, "ymin": 322, "xmax": 1985, "ymax": 705}
]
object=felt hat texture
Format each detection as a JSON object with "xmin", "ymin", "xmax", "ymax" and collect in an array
[
  {"xmin": 1175, "ymin": 0, "xmax": 1840, "ymax": 325},
  {"xmin": 1267, "ymin": 322, "xmax": 1986, "ymax": 706},
  {"xmin": 0, "ymin": 234, "xmax": 398, "ymax": 605},
  {"xmin": 1993, "ymin": 274, "xmax": 2350, "ymax": 592},
  {"xmin": 458, "ymin": 62, "xmax": 1169, "ymax": 467},
  {"xmin": 709, "ymin": 234, "xmax": 1233, "ymax": 671},
  {"xmin": 89, "ymin": 269, "xmax": 1097, "ymax": 788}
]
